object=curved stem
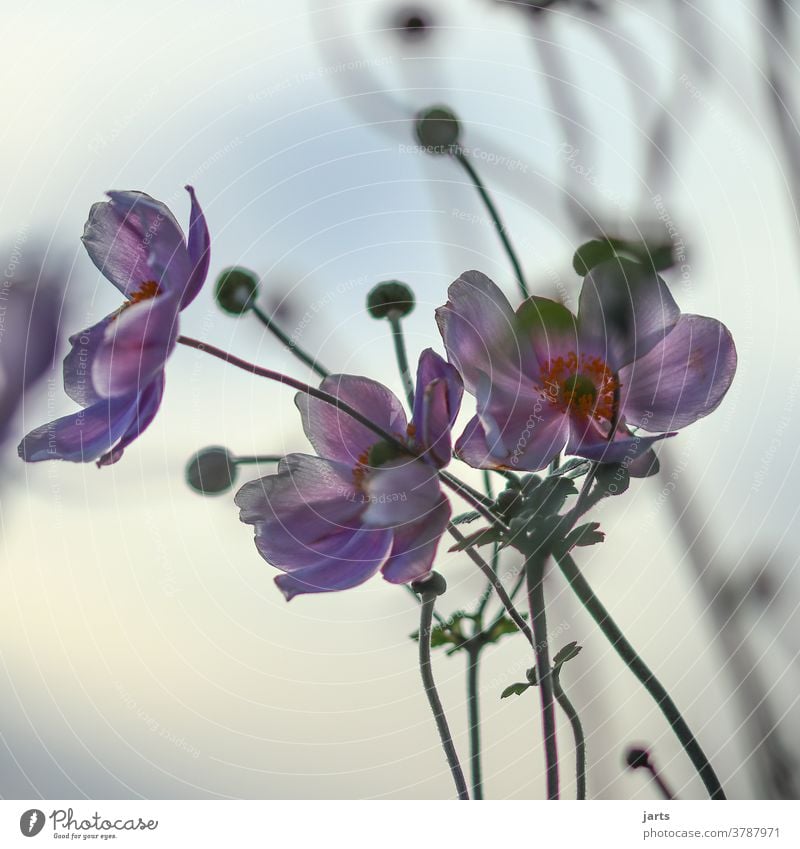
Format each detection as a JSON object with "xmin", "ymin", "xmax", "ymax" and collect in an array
[
  {"xmin": 387, "ymin": 311, "xmax": 415, "ymax": 409},
  {"xmin": 452, "ymin": 149, "xmax": 529, "ymax": 299},
  {"xmin": 232, "ymin": 454, "xmax": 283, "ymax": 465},
  {"xmin": 417, "ymin": 589, "xmax": 470, "ymax": 800},
  {"xmin": 448, "ymin": 525, "xmax": 531, "ymax": 643},
  {"xmin": 466, "ymin": 643, "xmax": 484, "ymax": 800},
  {"xmin": 251, "ymin": 304, "xmax": 330, "ymax": 379},
  {"xmin": 177, "ymin": 336, "xmax": 506, "ymax": 530},
  {"xmin": 552, "ymin": 669, "xmax": 586, "ymax": 800},
  {"xmin": 526, "ymin": 552, "xmax": 559, "ymax": 800},
  {"xmin": 555, "ymin": 551, "xmax": 726, "ymax": 800}
]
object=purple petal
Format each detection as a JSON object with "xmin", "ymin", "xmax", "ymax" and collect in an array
[
  {"xmin": 436, "ymin": 270, "xmax": 535, "ymax": 394},
  {"xmin": 361, "ymin": 458, "xmax": 443, "ymax": 527},
  {"xmin": 578, "ymin": 258, "xmax": 681, "ymax": 370},
  {"xmin": 619, "ymin": 314, "xmax": 737, "ymax": 431},
  {"xmin": 91, "ymin": 294, "xmax": 180, "ymax": 398},
  {"xmin": 18, "ymin": 393, "xmax": 139, "ymax": 463},
  {"xmin": 454, "ymin": 373, "xmax": 568, "ymax": 470},
  {"xmin": 235, "ymin": 454, "xmax": 365, "ymax": 569},
  {"xmin": 96, "ymin": 372, "xmax": 165, "ymax": 466},
  {"xmin": 566, "ymin": 416, "xmax": 674, "ymax": 465},
  {"xmin": 273, "ymin": 526, "xmax": 394, "ymax": 600},
  {"xmin": 295, "ymin": 375, "xmax": 407, "ymax": 465},
  {"xmin": 411, "ymin": 348, "xmax": 463, "ymax": 466},
  {"xmin": 180, "ymin": 185, "xmax": 210, "ymax": 308},
  {"xmin": 381, "ymin": 496, "xmax": 451, "ymax": 584},
  {"xmin": 63, "ymin": 317, "xmax": 113, "ymax": 407},
  {"xmin": 82, "ymin": 190, "xmax": 193, "ymax": 300}
]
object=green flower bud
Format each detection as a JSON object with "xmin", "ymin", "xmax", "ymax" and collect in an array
[
  {"xmin": 412, "ymin": 570, "xmax": 448, "ymax": 597},
  {"xmin": 415, "ymin": 105, "xmax": 461, "ymax": 154},
  {"xmin": 366, "ymin": 280, "xmax": 415, "ymax": 319},
  {"xmin": 215, "ymin": 267, "xmax": 259, "ymax": 315},
  {"xmin": 185, "ymin": 446, "xmax": 237, "ymax": 495}
]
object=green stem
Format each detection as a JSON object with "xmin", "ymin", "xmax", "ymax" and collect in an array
[
  {"xmin": 552, "ymin": 668, "xmax": 586, "ymax": 800},
  {"xmin": 554, "ymin": 551, "xmax": 726, "ymax": 800},
  {"xmin": 417, "ymin": 589, "xmax": 470, "ymax": 800},
  {"xmin": 251, "ymin": 304, "xmax": 330, "ymax": 379},
  {"xmin": 452, "ymin": 149, "xmax": 529, "ymax": 299},
  {"xmin": 466, "ymin": 643, "xmax": 484, "ymax": 800},
  {"xmin": 525, "ymin": 552, "xmax": 559, "ymax": 799},
  {"xmin": 387, "ymin": 311, "xmax": 415, "ymax": 409}
]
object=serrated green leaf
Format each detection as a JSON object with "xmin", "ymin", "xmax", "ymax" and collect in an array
[
  {"xmin": 560, "ymin": 522, "xmax": 605, "ymax": 553},
  {"xmin": 486, "ymin": 612, "xmax": 528, "ymax": 644},
  {"xmin": 501, "ymin": 682, "xmax": 531, "ymax": 699},
  {"xmin": 553, "ymin": 641, "xmax": 583, "ymax": 667}
]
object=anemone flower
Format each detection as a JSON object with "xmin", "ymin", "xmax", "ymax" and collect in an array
[
  {"xmin": 18, "ymin": 187, "xmax": 209, "ymax": 466},
  {"xmin": 235, "ymin": 349, "xmax": 462, "ymax": 600},
  {"xmin": 436, "ymin": 259, "xmax": 736, "ymax": 475}
]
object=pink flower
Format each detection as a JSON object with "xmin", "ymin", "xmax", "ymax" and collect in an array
[{"xmin": 436, "ymin": 260, "xmax": 737, "ymax": 474}]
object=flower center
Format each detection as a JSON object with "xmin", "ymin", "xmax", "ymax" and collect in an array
[
  {"xmin": 539, "ymin": 352, "xmax": 619, "ymax": 422},
  {"xmin": 351, "ymin": 440, "xmax": 406, "ymax": 489},
  {"xmin": 112, "ymin": 280, "xmax": 161, "ymax": 320}
]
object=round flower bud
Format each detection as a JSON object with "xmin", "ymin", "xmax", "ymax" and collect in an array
[
  {"xmin": 393, "ymin": 7, "xmax": 433, "ymax": 41},
  {"xmin": 366, "ymin": 280, "xmax": 415, "ymax": 319},
  {"xmin": 186, "ymin": 446, "xmax": 237, "ymax": 495},
  {"xmin": 215, "ymin": 267, "xmax": 259, "ymax": 315},
  {"xmin": 624, "ymin": 747, "xmax": 650, "ymax": 770},
  {"xmin": 415, "ymin": 105, "xmax": 461, "ymax": 154},
  {"xmin": 411, "ymin": 571, "xmax": 447, "ymax": 597}
]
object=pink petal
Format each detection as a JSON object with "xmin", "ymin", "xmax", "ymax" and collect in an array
[
  {"xmin": 381, "ymin": 496, "xmax": 451, "ymax": 585},
  {"xmin": 619, "ymin": 314, "xmax": 737, "ymax": 431},
  {"xmin": 295, "ymin": 375, "xmax": 407, "ymax": 465}
]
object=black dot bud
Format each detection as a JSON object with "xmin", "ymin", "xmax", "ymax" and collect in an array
[
  {"xmin": 366, "ymin": 280, "xmax": 415, "ymax": 319},
  {"xmin": 215, "ymin": 267, "xmax": 259, "ymax": 315},
  {"xmin": 415, "ymin": 105, "xmax": 461, "ymax": 154},
  {"xmin": 625, "ymin": 746, "xmax": 651, "ymax": 770},
  {"xmin": 186, "ymin": 446, "xmax": 237, "ymax": 495},
  {"xmin": 411, "ymin": 570, "xmax": 447, "ymax": 597}
]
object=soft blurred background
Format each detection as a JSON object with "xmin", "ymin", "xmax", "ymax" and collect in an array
[{"xmin": 1, "ymin": 0, "xmax": 799, "ymax": 800}]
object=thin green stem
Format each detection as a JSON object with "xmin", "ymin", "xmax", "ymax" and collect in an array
[
  {"xmin": 552, "ymin": 668, "xmax": 586, "ymax": 800},
  {"xmin": 387, "ymin": 311, "xmax": 415, "ymax": 409},
  {"xmin": 452, "ymin": 149, "xmax": 529, "ymax": 299},
  {"xmin": 417, "ymin": 589, "xmax": 470, "ymax": 800},
  {"xmin": 448, "ymin": 525, "xmax": 531, "ymax": 643},
  {"xmin": 525, "ymin": 552, "xmax": 559, "ymax": 800},
  {"xmin": 177, "ymin": 336, "xmax": 506, "ymax": 530},
  {"xmin": 466, "ymin": 643, "xmax": 484, "ymax": 800},
  {"xmin": 554, "ymin": 551, "xmax": 726, "ymax": 800},
  {"xmin": 232, "ymin": 454, "xmax": 283, "ymax": 465},
  {"xmin": 251, "ymin": 304, "xmax": 330, "ymax": 379}
]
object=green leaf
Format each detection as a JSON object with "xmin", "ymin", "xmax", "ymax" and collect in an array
[
  {"xmin": 501, "ymin": 682, "xmax": 531, "ymax": 699},
  {"xmin": 486, "ymin": 613, "xmax": 528, "ymax": 644},
  {"xmin": 553, "ymin": 641, "xmax": 583, "ymax": 667},
  {"xmin": 549, "ymin": 458, "xmax": 592, "ymax": 479},
  {"xmin": 594, "ymin": 462, "xmax": 630, "ymax": 497},
  {"xmin": 451, "ymin": 510, "xmax": 481, "ymax": 525},
  {"xmin": 560, "ymin": 522, "xmax": 605, "ymax": 554},
  {"xmin": 448, "ymin": 526, "xmax": 503, "ymax": 552}
]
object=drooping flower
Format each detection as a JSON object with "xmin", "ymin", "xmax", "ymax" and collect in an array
[
  {"xmin": 436, "ymin": 259, "xmax": 737, "ymax": 474},
  {"xmin": 18, "ymin": 187, "xmax": 209, "ymax": 466},
  {"xmin": 235, "ymin": 348, "xmax": 462, "ymax": 600}
]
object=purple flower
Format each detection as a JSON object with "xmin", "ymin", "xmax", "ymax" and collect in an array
[
  {"xmin": 18, "ymin": 187, "xmax": 209, "ymax": 467},
  {"xmin": 436, "ymin": 260, "xmax": 737, "ymax": 474},
  {"xmin": 235, "ymin": 349, "xmax": 462, "ymax": 600}
]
